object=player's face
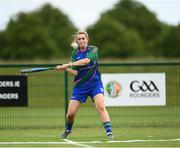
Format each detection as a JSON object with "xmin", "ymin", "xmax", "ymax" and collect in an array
[{"xmin": 76, "ymin": 34, "xmax": 88, "ymax": 50}]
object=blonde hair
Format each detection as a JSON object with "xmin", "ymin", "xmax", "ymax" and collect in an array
[
  {"xmin": 72, "ymin": 31, "xmax": 88, "ymax": 42},
  {"xmin": 76, "ymin": 31, "xmax": 89, "ymax": 40}
]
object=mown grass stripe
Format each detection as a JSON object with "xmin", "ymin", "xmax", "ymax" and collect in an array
[{"xmin": 0, "ymin": 138, "xmax": 180, "ymax": 145}]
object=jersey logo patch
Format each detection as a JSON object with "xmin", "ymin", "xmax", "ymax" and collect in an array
[
  {"xmin": 93, "ymin": 49, "xmax": 97, "ymax": 53},
  {"xmin": 76, "ymin": 56, "xmax": 81, "ymax": 60}
]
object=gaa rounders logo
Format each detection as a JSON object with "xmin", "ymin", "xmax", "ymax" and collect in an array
[{"xmin": 105, "ymin": 81, "xmax": 122, "ymax": 98}]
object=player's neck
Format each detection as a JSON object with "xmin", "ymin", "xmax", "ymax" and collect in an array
[{"xmin": 80, "ymin": 45, "xmax": 88, "ymax": 52}]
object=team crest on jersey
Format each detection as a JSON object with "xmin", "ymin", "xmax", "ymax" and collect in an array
[{"xmin": 93, "ymin": 48, "xmax": 97, "ymax": 53}]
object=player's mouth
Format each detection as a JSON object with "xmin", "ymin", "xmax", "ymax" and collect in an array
[{"xmin": 79, "ymin": 43, "xmax": 86, "ymax": 48}]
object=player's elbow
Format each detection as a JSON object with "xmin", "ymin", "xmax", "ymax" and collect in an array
[
  {"xmin": 73, "ymin": 71, "xmax": 78, "ymax": 76},
  {"xmin": 70, "ymin": 69, "xmax": 78, "ymax": 76}
]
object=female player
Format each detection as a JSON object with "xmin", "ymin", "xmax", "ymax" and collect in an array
[{"xmin": 56, "ymin": 31, "xmax": 113, "ymax": 138}]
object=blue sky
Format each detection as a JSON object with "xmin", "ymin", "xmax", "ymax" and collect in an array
[{"xmin": 0, "ymin": 0, "xmax": 180, "ymax": 31}]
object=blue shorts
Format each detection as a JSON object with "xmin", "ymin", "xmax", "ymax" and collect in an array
[{"xmin": 71, "ymin": 80, "xmax": 104, "ymax": 103}]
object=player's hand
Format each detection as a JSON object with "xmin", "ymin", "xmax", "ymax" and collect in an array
[
  {"xmin": 55, "ymin": 65, "xmax": 64, "ymax": 71},
  {"xmin": 62, "ymin": 63, "xmax": 70, "ymax": 69},
  {"xmin": 56, "ymin": 64, "xmax": 70, "ymax": 71}
]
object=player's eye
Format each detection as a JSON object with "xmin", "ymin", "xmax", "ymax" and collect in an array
[{"xmin": 77, "ymin": 37, "xmax": 85, "ymax": 41}]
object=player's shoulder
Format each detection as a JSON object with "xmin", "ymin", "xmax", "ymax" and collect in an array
[{"xmin": 88, "ymin": 45, "xmax": 98, "ymax": 52}]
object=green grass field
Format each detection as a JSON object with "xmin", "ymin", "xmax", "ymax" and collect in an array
[
  {"xmin": 0, "ymin": 63, "xmax": 180, "ymax": 147},
  {"xmin": 0, "ymin": 105, "xmax": 179, "ymax": 129},
  {"xmin": 0, "ymin": 128, "xmax": 180, "ymax": 147}
]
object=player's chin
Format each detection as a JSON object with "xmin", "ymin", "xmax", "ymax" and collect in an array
[{"xmin": 79, "ymin": 44, "xmax": 86, "ymax": 49}]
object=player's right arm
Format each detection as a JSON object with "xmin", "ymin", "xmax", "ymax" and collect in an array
[
  {"xmin": 56, "ymin": 50, "xmax": 78, "ymax": 75},
  {"xmin": 66, "ymin": 49, "xmax": 79, "ymax": 75},
  {"xmin": 65, "ymin": 68, "xmax": 78, "ymax": 75},
  {"xmin": 56, "ymin": 65, "xmax": 78, "ymax": 75}
]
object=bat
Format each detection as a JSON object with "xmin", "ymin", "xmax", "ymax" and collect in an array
[{"xmin": 20, "ymin": 67, "xmax": 56, "ymax": 74}]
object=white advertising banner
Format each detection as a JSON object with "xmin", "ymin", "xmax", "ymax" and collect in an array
[{"xmin": 102, "ymin": 73, "xmax": 166, "ymax": 106}]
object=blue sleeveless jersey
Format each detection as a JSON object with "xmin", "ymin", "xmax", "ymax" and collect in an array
[{"xmin": 70, "ymin": 45, "xmax": 101, "ymax": 86}]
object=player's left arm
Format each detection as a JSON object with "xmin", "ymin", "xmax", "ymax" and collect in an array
[
  {"xmin": 70, "ymin": 46, "xmax": 98, "ymax": 66},
  {"xmin": 60, "ymin": 46, "xmax": 98, "ymax": 68},
  {"xmin": 57, "ymin": 59, "xmax": 90, "ymax": 74},
  {"xmin": 56, "ymin": 58, "xmax": 89, "ymax": 75},
  {"xmin": 70, "ymin": 58, "xmax": 90, "ymax": 66}
]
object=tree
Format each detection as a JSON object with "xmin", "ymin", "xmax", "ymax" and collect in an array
[
  {"xmin": 158, "ymin": 24, "xmax": 180, "ymax": 57},
  {"xmin": 1, "ymin": 4, "xmax": 77, "ymax": 60},
  {"xmin": 87, "ymin": 16, "xmax": 144, "ymax": 58},
  {"xmin": 87, "ymin": 0, "xmax": 174, "ymax": 58},
  {"xmin": 103, "ymin": 0, "xmax": 163, "ymax": 42},
  {"xmin": 0, "ymin": 31, "xmax": 7, "ymax": 59}
]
